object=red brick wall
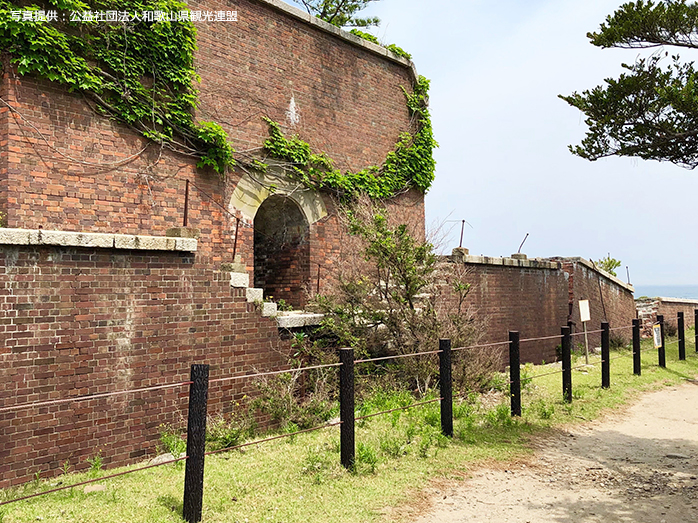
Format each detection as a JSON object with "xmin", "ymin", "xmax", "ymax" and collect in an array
[
  {"xmin": 0, "ymin": 246, "xmax": 287, "ymax": 488},
  {"xmin": 559, "ymin": 259, "xmax": 637, "ymax": 348},
  {"xmin": 0, "ymin": 0, "xmax": 421, "ymax": 293},
  {"xmin": 441, "ymin": 260, "xmax": 569, "ymax": 364},
  {"xmin": 656, "ymin": 300, "xmax": 697, "ymax": 330}
]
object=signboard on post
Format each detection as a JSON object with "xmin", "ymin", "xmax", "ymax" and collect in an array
[
  {"xmin": 579, "ymin": 300, "xmax": 591, "ymax": 323},
  {"xmin": 653, "ymin": 323, "xmax": 662, "ymax": 349},
  {"xmin": 578, "ymin": 300, "xmax": 591, "ymax": 364}
]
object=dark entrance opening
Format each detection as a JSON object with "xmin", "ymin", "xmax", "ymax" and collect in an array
[{"xmin": 253, "ymin": 195, "xmax": 310, "ymax": 309}]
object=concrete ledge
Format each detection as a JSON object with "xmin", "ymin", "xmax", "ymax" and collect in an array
[
  {"xmin": 276, "ymin": 311, "xmax": 324, "ymax": 328},
  {"xmin": 656, "ymin": 297, "xmax": 698, "ymax": 305},
  {"xmin": 261, "ymin": 302, "xmax": 277, "ymax": 317},
  {"xmin": 461, "ymin": 254, "xmax": 560, "ymax": 270},
  {"xmin": 0, "ymin": 228, "xmax": 197, "ymax": 252},
  {"xmin": 246, "ymin": 288, "xmax": 263, "ymax": 303},
  {"xmin": 229, "ymin": 272, "xmax": 250, "ymax": 288}
]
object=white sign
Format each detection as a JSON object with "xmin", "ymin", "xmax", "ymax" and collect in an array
[
  {"xmin": 653, "ymin": 323, "xmax": 662, "ymax": 349},
  {"xmin": 579, "ymin": 300, "xmax": 591, "ymax": 323}
]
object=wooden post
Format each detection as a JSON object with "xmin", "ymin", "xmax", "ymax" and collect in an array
[
  {"xmin": 183, "ymin": 364, "xmax": 209, "ymax": 523},
  {"xmin": 632, "ymin": 319, "xmax": 641, "ymax": 376},
  {"xmin": 658, "ymin": 315, "xmax": 666, "ymax": 368},
  {"xmin": 339, "ymin": 348, "xmax": 355, "ymax": 470},
  {"xmin": 562, "ymin": 326, "xmax": 572, "ymax": 403},
  {"xmin": 678, "ymin": 311, "xmax": 686, "ymax": 360},
  {"xmin": 601, "ymin": 322, "xmax": 610, "ymax": 389},
  {"xmin": 439, "ymin": 339, "xmax": 453, "ymax": 437},
  {"xmin": 509, "ymin": 331, "xmax": 521, "ymax": 417}
]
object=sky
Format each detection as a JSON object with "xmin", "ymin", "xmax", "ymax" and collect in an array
[{"xmin": 286, "ymin": 0, "xmax": 698, "ymax": 286}]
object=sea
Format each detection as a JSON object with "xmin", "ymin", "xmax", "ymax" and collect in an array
[{"xmin": 632, "ymin": 285, "xmax": 698, "ymax": 300}]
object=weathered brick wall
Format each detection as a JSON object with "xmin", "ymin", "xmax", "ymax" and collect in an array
[
  {"xmin": 557, "ymin": 258, "xmax": 636, "ymax": 348},
  {"xmin": 0, "ymin": 246, "xmax": 287, "ymax": 488},
  {"xmin": 637, "ymin": 297, "xmax": 698, "ymax": 334},
  {"xmin": 0, "ymin": 0, "xmax": 422, "ymax": 295},
  {"xmin": 439, "ymin": 255, "xmax": 569, "ymax": 365},
  {"xmin": 0, "ymin": 0, "xmax": 425, "ymax": 486}
]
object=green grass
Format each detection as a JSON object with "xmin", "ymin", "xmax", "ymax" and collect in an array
[{"xmin": 1, "ymin": 330, "xmax": 696, "ymax": 523}]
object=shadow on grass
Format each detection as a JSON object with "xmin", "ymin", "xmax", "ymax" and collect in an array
[{"xmin": 157, "ymin": 494, "xmax": 184, "ymax": 520}]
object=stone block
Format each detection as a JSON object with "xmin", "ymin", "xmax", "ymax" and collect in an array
[
  {"xmin": 175, "ymin": 238, "xmax": 197, "ymax": 252},
  {"xmin": 261, "ymin": 302, "xmax": 277, "ymax": 317},
  {"xmin": 0, "ymin": 228, "xmax": 32, "ymax": 245},
  {"xmin": 229, "ymin": 271, "xmax": 249, "ymax": 288},
  {"xmin": 246, "ymin": 288, "xmax": 263, "ymax": 302},
  {"xmin": 166, "ymin": 227, "xmax": 200, "ymax": 239}
]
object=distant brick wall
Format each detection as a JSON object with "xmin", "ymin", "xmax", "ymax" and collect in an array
[
  {"xmin": 556, "ymin": 258, "xmax": 636, "ymax": 348},
  {"xmin": 438, "ymin": 254, "xmax": 638, "ymax": 365},
  {"xmin": 636, "ymin": 297, "xmax": 698, "ymax": 335},
  {"xmin": 0, "ymin": 245, "xmax": 287, "ymax": 488},
  {"xmin": 438, "ymin": 254, "xmax": 568, "ymax": 365}
]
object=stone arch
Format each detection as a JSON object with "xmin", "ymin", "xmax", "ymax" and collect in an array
[{"xmin": 253, "ymin": 195, "xmax": 310, "ymax": 308}]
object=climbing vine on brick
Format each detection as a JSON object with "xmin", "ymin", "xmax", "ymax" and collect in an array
[
  {"xmin": 0, "ymin": 0, "xmax": 234, "ymax": 174},
  {"xmin": 262, "ymin": 75, "xmax": 437, "ymax": 199}
]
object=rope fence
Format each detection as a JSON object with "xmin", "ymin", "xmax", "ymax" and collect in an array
[{"xmin": 2, "ymin": 311, "xmax": 697, "ymax": 521}]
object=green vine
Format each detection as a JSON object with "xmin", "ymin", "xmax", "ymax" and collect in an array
[
  {"xmin": 262, "ymin": 75, "xmax": 436, "ymax": 199},
  {"xmin": 349, "ymin": 28, "xmax": 412, "ymax": 60},
  {"xmin": 0, "ymin": 0, "xmax": 234, "ymax": 174}
]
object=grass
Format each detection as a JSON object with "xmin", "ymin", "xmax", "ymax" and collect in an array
[{"xmin": 1, "ymin": 330, "xmax": 696, "ymax": 523}]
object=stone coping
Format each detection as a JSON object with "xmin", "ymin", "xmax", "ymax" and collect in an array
[
  {"xmin": 276, "ymin": 310, "xmax": 324, "ymax": 328},
  {"xmin": 559, "ymin": 257, "xmax": 635, "ymax": 293},
  {"xmin": 654, "ymin": 297, "xmax": 698, "ymax": 305},
  {"xmin": 257, "ymin": 0, "xmax": 418, "ymax": 80},
  {"xmin": 0, "ymin": 228, "xmax": 197, "ymax": 252},
  {"xmin": 459, "ymin": 254, "xmax": 560, "ymax": 270}
]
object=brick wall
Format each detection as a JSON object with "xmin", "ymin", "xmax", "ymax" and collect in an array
[
  {"xmin": 556, "ymin": 258, "xmax": 636, "ymax": 348},
  {"xmin": 636, "ymin": 297, "xmax": 698, "ymax": 335},
  {"xmin": 439, "ymin": 254, "xmax": 569, "ymax": 365},
  {"xmin": 0, "ymin": 0, "xmax": 425, "ymax": 486},
  {"xmin": 0, "ymin": 245, "xmax": 287, "ymax": 488},
  {"xmin": 0, "ymin": 0, "xmax": 422, "ymax": 302}
]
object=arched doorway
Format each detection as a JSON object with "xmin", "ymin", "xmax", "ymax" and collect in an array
[{"xmin": 253, "ymin": 195, "xmax": 310, "ymax": 309}]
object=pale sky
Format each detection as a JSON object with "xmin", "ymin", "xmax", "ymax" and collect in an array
[{"xmin": 289, "ymin": 0, "xmax": 698, "ymax": 286}]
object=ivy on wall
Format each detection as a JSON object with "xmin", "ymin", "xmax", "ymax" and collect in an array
[
  {"xmin": 262, "ymin": 75, "xmax": 436, "ymax": 199},
  {"xmin": 0, "ymin": 2, "xmax": 435, "ymax": 197},
  {"xmin": 349, "ymin": 28, "xmax": 411, "ymax": 60},
  {"xmin": 0, "ymin": 0, "xmax": 234, "ymax": 173}
]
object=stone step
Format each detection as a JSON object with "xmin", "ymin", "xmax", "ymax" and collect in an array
[{"xmin": 246, "ymin": 287, "xmax": 263, "ymax": 303}]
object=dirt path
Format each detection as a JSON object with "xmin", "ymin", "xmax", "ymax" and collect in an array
[{"xmin": 412, "ymin": 381, "xmax": 698, "ymax": 523}]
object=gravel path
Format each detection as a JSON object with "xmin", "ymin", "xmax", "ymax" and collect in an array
[{"xmin": 412, "ymin": 381, "xmax": 698, "ymax": 523}]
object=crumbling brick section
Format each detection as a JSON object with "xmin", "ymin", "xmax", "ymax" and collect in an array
[{"xmin": 0, "ymin": 246, "xmax": 288, "ymax": 488}]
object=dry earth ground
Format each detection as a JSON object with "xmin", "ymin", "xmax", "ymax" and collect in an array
[{"xmin": 411, "ymin": 381, "xmax": 698, "ymax": 523}]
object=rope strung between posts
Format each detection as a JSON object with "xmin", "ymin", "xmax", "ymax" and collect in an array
[
  {"xmin": 204, "ymin": 421, "xmax": 342, "ymax": 457},
  {"xmin": 452, "ymin": 340, "xmax": 511, "ymax": 352},
  {"xmin": 354, "ymin": 398, "xmax": 442, "ymax": 421},
  {"xmin": 354, "ymin": 350, "xmax": 442, "ymax": 364},
  {"xmin": 0, "ymin": 454, "xmax": 189, "ymax": 507},
  {"xmin": 0, "ymin": 381, "xmax": 193, "ymax": 414},
  {"xmin": 209, "ymin": 363, "xmax": 342, "ymax": 384}
]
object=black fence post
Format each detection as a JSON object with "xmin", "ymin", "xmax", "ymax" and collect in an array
[
  {"xmin": 562, "ymin": 326, "xmax": 572, "ymax": 403},
  {"xmin": 695, "ymin": 309, "xmax": 698, "ymax": 353},
  {"xmin": 339, "ymin": 348, "xmax": 355, "ymax": 470},
  {"xmin": 183, "ymin": 364, "xmax": 209, "ymax": 523},
  {"xmin": 658, "ymin": 314, "xmax": 666, "ymax": 368},
  {"xmin": 678, "ymin": 311, "xmax": 686, "ymax": 361},
  {"xmin": 438, "ymin": 339, "xmax": 453, "ymax": 437},
  {"xmin": 601, "ymin": 322, "xmax": 610, "ymax": 389},
  {"xmin": 509, "ymin": 331, "xmax": 521, "ymax": 417},
  {"xmin": 632, "ymin": 319, "xmax": 641, "ymax": 376}
]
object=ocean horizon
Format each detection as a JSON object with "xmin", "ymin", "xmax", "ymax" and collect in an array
[{"xmin": 632, "ymin": 285, "xmax": 698, "ymax": 300}]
